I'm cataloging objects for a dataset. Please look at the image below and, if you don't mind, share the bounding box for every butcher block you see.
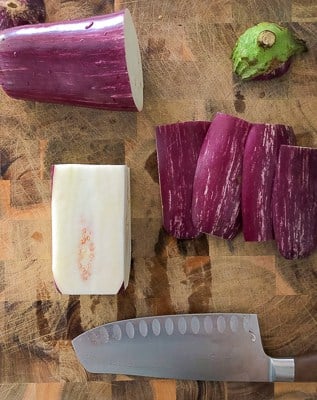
[0,0,316,399]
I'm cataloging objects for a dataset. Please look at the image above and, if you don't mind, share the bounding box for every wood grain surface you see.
[0,0,316,399]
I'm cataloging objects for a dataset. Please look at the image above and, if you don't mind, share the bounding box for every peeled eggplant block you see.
[51,164,131,295]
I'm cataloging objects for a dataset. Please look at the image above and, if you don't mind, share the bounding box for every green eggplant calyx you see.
[231,22,307,80]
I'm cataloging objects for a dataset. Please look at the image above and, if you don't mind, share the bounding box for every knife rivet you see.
[165,318,174,335]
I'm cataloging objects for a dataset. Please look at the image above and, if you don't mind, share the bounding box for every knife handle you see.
[294,353,317,381]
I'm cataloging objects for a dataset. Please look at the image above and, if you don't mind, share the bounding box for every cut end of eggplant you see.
[124,9,143,112]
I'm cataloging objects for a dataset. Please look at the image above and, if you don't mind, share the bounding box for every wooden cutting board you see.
[0,0,316,399]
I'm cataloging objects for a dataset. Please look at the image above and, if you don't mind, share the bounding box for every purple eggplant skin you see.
[156,121,210,239]
[0,9,143,111]
[192,113,252,240]
[272,145,317,259]
[252,58,291,81]
[242,123,296,242]
[0,0,45,30]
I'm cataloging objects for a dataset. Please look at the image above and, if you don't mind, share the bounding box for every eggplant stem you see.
[7,2,18,8]
[257,30,276,48]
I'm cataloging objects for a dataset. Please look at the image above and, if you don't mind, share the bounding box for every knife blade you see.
[72,313,296,382]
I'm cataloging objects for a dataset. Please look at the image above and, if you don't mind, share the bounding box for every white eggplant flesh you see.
[51,164,131,295]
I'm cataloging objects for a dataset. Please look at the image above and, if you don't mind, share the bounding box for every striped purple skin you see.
[156,121,210,239]
[0,10,139,111]
[0,0,45,31]
[242,124,296,241]
[272,145,317,259]
[192,113,251,239]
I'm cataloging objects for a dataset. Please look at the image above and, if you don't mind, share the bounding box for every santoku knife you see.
[72,313,317,382]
